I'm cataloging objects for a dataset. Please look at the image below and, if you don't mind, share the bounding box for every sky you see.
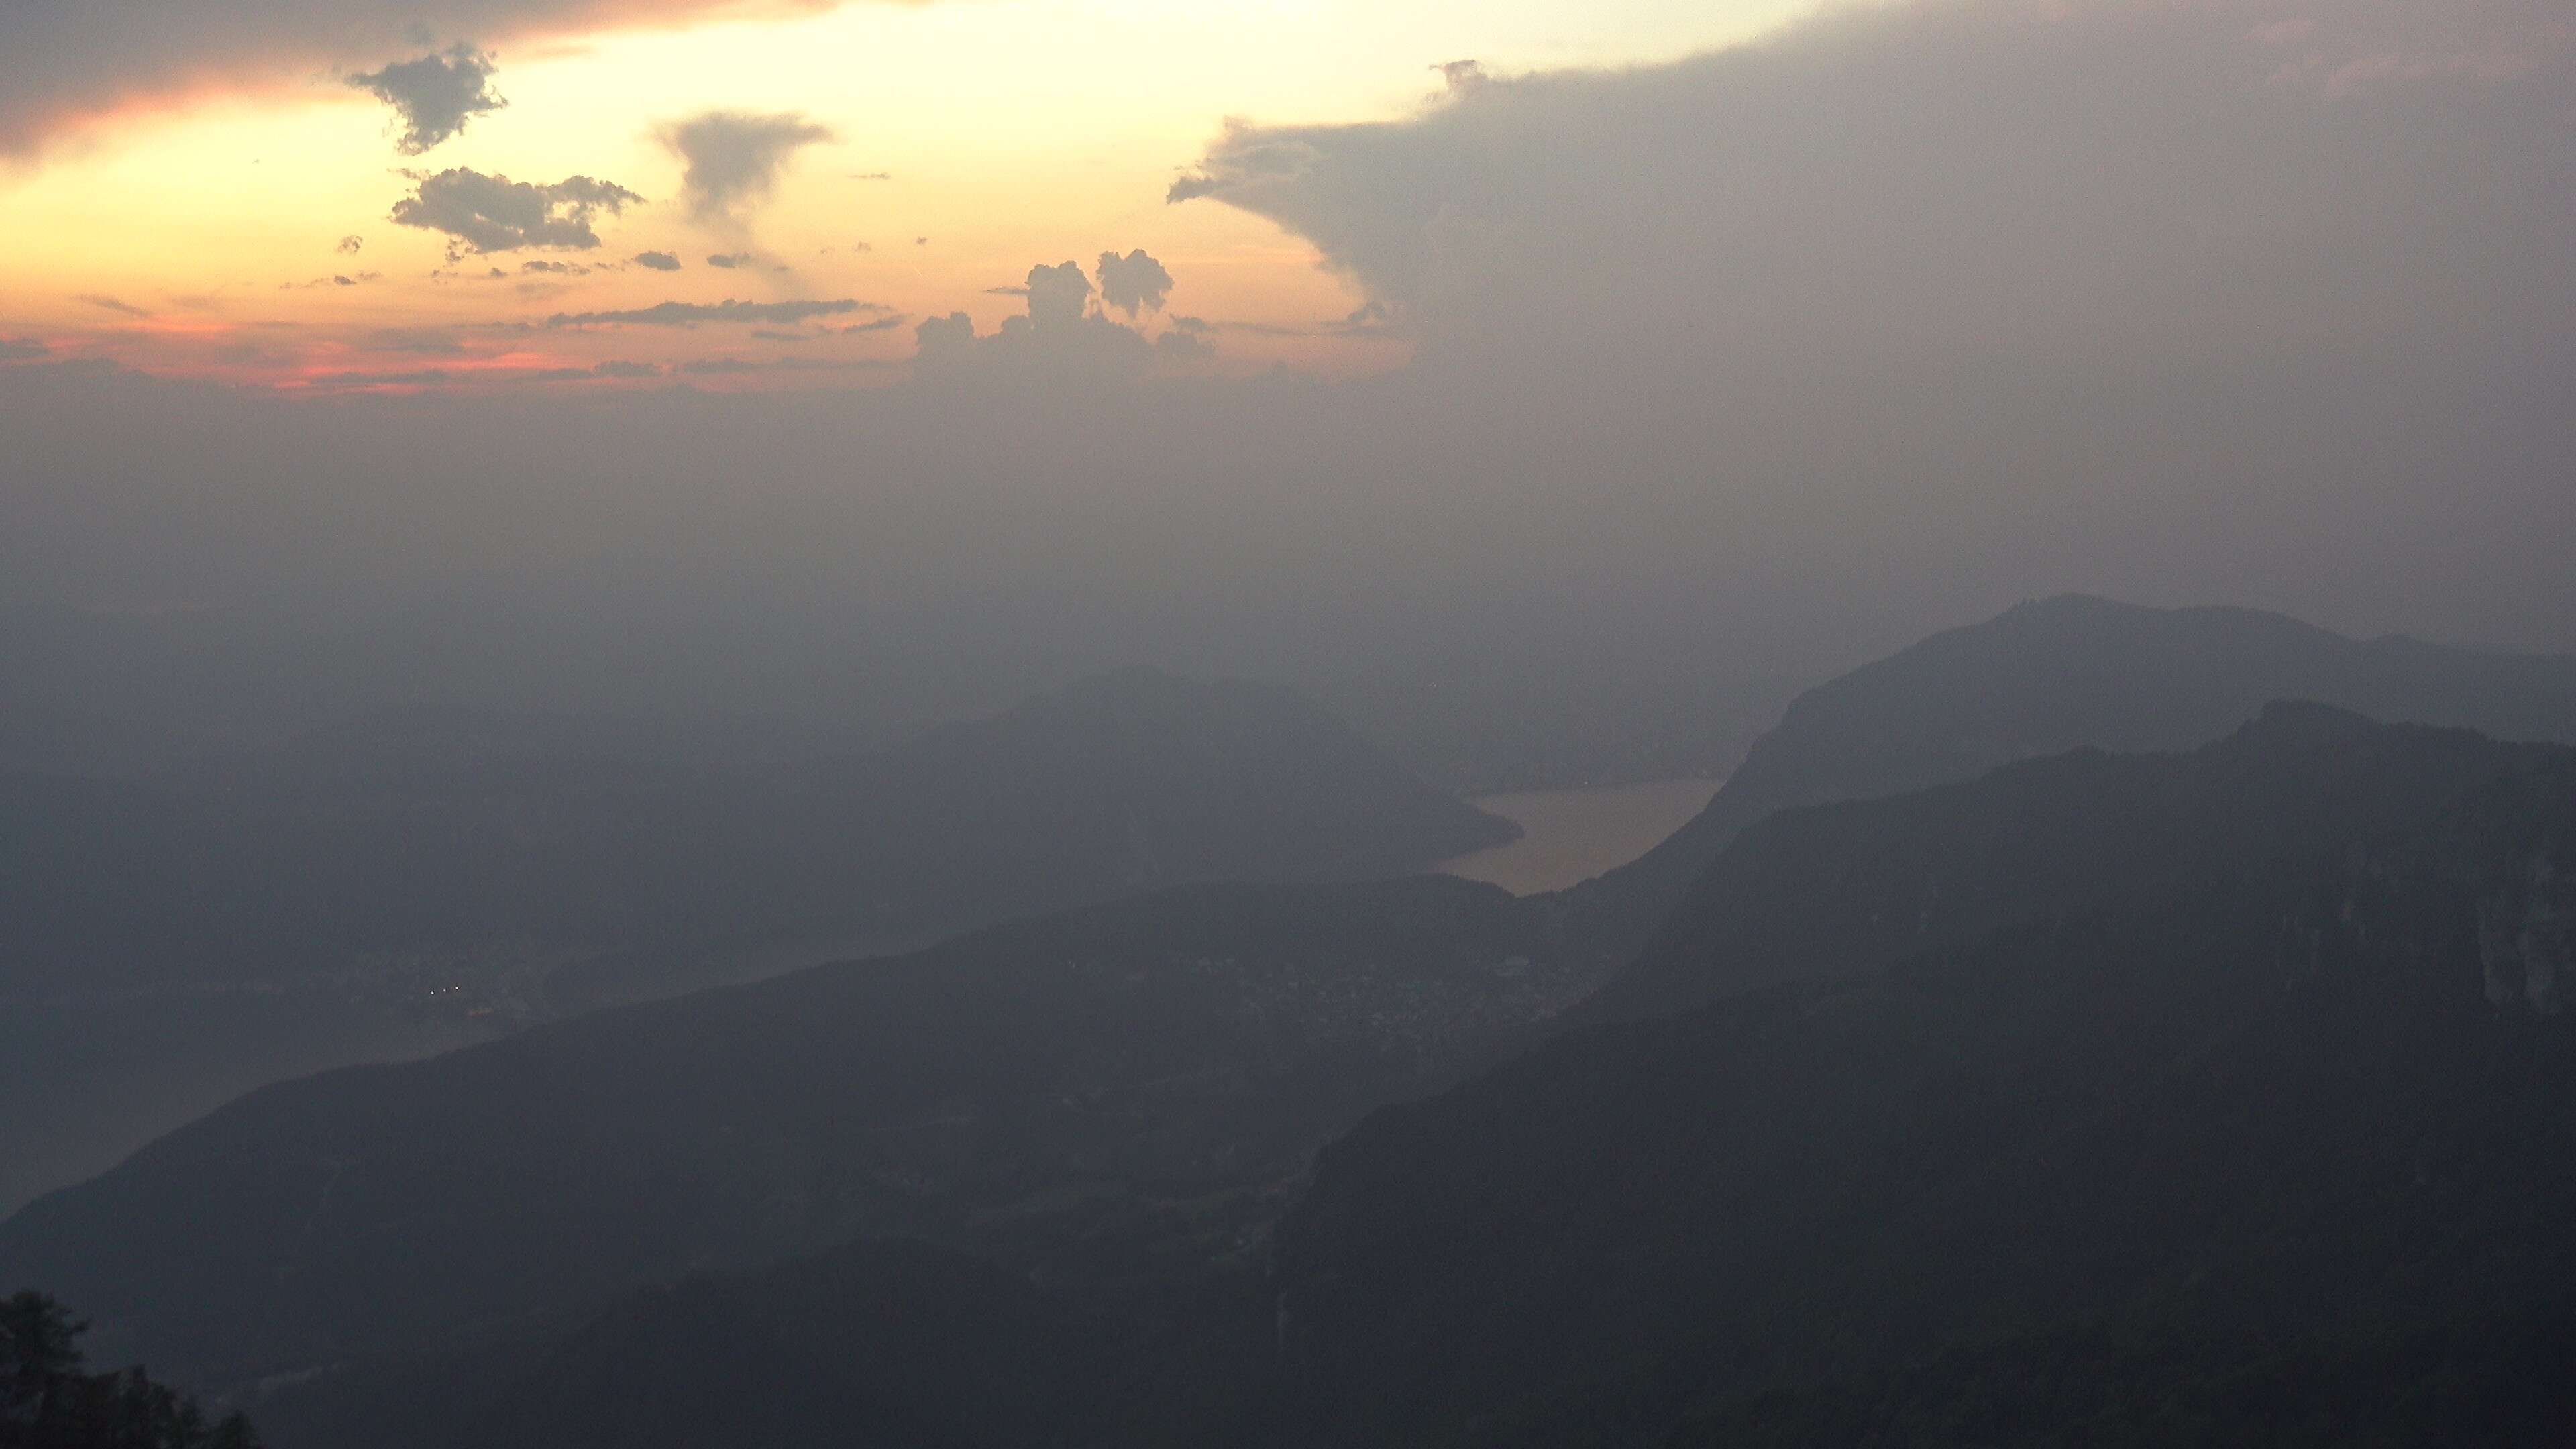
[0,0,2571,755]
[0,0,1808,388]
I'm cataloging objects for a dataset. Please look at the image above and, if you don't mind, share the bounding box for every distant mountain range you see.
[0,667,1513,1001]
[0,668,1511,1218]
[1556,593,2576,965]
[10,596,2576,1447]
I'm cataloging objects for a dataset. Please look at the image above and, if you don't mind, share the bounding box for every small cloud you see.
[521,259,592,275]
[848,171,893,181]
[593,360,664,378]
[839,313,909,334]
[348,44,506,154]
[278,271,384,290]
[914,258,1169,374]
[390,168,641,257]
[545,297,885,328]
[1025,260,1092,326]
[707,252,753,268]
[337,235,366,254]
[0,337,48,362]
[1331,300,1399,336]
[76,294,149,317]
[657,110,835,221]
[914,312,973,362]
[1096,248,1175,317]
[632,250,683,271]
[851,240,874,252]
[1434,59,1487,93]
[751,327,810,341]
[915,236,929,246]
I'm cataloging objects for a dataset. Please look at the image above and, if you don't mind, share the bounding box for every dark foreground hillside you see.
[0,875,1565,1408]
[1269,706,2576,1445]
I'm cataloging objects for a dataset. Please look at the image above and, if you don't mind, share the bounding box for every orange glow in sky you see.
[0,0,1809,392]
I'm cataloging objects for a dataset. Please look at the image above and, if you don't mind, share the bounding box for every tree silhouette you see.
[1,1291,260,1448]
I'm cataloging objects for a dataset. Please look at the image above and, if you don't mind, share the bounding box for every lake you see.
[1437,777,1722,896]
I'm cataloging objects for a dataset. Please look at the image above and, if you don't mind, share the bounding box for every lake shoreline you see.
[1436,777,1723,896]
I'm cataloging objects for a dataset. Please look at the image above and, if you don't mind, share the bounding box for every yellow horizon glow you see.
[0,0,1812,390]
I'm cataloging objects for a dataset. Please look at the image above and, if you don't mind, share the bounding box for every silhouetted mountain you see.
[1262,708,2576,1446]
[1553,595,2576,961]
[0,668,1513,1001]
[0,875,1568,1401]
[245,1234,1271,1449]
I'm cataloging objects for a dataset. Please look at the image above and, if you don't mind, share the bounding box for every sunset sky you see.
[0,0,1805,390]
[0,0,2567,661]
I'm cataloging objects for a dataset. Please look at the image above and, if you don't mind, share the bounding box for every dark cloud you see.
[657,111,835,221]
[544,298,881,328]
[337,235,366,254]
[631,250,682,271]
[1330,300,1398,337]
[706,252,753,268]
[912,259,1159,374]
[279,271,386,290]
[76,294,149,317]
[1095,248,1174,317]
[838,313,909,334]
[1166,125,1316,203]
[592,360,665,379]
[521,260,592,275]
[390,168,641,257]
[1024,260,1092,327]
[0,1,869,156]
[1171,0,2576,376]
[0,337,48,362]
[347,44,504,154]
